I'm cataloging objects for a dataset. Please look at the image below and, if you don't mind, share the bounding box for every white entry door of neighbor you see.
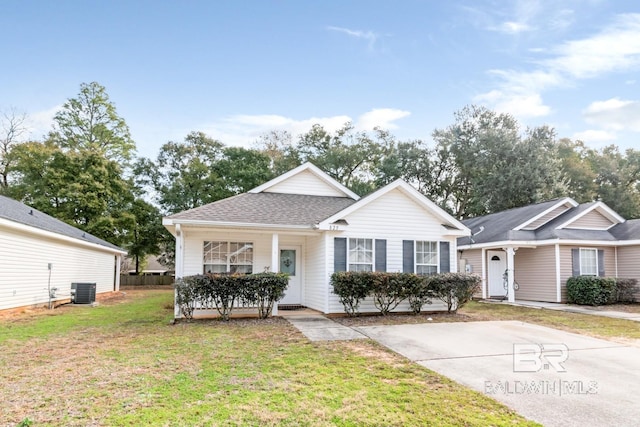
[278,246,302,305]
[487,250,507,298]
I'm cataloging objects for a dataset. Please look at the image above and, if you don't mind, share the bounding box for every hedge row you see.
[567,276,638,306]
[330,271,480,316]
[174,273,289,320]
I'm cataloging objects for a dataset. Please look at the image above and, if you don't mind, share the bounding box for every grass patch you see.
[460,301,640,341]
[0,290,537,426]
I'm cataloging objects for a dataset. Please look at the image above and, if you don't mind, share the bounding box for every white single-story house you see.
[457,197,640,303]
[163,162,470,316]
[0,195,127,311]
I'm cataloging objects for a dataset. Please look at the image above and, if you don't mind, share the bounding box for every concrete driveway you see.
[356,321,640,427]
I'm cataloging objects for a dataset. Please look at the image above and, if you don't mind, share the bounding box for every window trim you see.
[347,237,374,272]
[579,247,598,276]
[203,241,254,274]
[415,240,439,276]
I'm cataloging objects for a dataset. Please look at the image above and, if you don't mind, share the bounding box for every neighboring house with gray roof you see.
[457,197,640,303]
[0,195,127,311]
[163,162,470,316]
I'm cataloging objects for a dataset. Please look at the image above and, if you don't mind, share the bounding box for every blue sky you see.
[1,0,639,159]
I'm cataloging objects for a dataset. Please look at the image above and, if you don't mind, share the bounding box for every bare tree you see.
[0,108,28,189]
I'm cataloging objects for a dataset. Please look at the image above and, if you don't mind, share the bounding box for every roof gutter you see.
[163,218,315,230]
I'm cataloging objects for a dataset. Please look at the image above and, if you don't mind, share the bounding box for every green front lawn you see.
[460,301,640,341]
[0,290,537,426]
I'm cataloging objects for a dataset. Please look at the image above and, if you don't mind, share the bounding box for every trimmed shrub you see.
[566,276,617,306]
[174,275,207,320]
[174,273,289,320]
[404,274,434,315]
[242,273,289,318]
[430,273,481,313]
[615,278,638,303]
[331,271,373,316]
[370,272,410,315]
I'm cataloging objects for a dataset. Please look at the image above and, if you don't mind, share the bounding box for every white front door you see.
[278,246,302,305]
[487,250,507,298]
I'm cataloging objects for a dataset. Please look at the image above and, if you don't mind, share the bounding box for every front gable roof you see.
[554,201,624,230]
[458,198,631,248]
[318,179,470,235]
[249,162,360,200]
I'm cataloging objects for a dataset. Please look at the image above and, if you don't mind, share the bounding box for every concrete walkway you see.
[490,300,640,322]
[284,313,366,341]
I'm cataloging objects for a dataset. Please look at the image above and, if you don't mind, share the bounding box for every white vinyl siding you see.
[0,226,118,311]
[327,188,454,313]
[348,238,373,272]
[580,248,598,276]
[415,241,438,275]
[263,169,347,197]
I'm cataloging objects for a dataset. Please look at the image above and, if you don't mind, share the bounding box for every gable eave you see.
[512,197,578,231]
[317,179,470,234]
[248,162,360,200]
[555,201,625,230]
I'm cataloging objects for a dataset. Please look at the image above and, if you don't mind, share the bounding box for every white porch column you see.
[271,233,279,316]
[271,233,279,273]
[174,224,184,319]
[555,244,562,302]
[505,247,517,303]
[481,248,487,299]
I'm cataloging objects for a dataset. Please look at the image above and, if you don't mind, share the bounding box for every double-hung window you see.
[348,238,373,272]
[203,241,253,274]
[415,241,438,275]
[579,248,598,276]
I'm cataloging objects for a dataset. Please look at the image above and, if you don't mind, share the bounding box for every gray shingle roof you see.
[167,192,357,227]
[458,199,640,246]
[0,195,125,252]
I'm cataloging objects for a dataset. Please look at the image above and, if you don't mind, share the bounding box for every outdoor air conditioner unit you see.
[71,283,96,304]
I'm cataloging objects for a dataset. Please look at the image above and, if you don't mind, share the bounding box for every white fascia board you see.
[318,179,470,234]
[458,237,631,251]
[166,218,314,230]
[0,217,127,255]
[556,201,625,230]
[248,162,360,200]
[513,198,578,231]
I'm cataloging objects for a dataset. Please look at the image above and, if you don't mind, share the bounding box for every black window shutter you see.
[375,239,387,272]
[571,248,580,276]
[403,240,414,273]
[334,238,347,272]
[439,241,450,273]
[598,249,605,277]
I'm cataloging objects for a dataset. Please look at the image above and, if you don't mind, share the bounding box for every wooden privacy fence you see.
[120,275,174,286]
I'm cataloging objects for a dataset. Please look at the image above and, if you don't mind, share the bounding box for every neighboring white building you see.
[163,162,470,316]
[0,195,126,311]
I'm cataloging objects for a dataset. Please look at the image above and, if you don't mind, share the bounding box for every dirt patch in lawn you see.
[333,311,473,327]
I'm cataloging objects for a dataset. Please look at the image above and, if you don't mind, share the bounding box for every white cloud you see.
[26,105,60,140]
[572,129,617,143]
[583,97,640,132]
[489,21,532,34]
[356,108,410,130]
[196,108,411,148]
[547,14,640,79]
[476,13,640,121]
[474,91,550,118]
[327,26,379,50]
